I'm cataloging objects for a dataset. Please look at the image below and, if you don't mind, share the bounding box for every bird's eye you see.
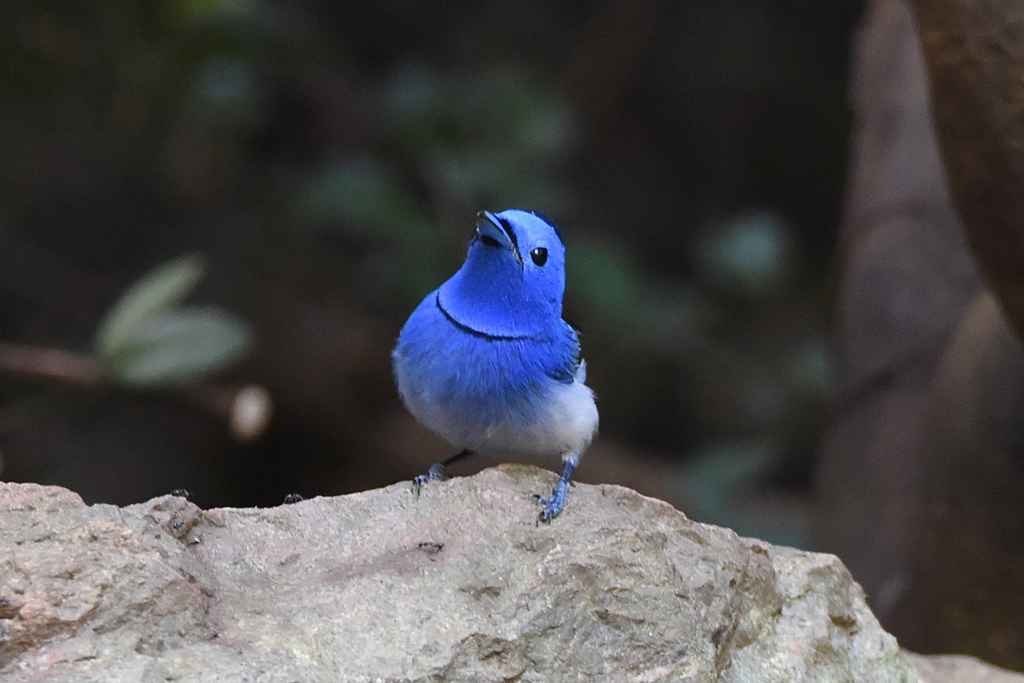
[530,247,548,266]
[479,235,501,248]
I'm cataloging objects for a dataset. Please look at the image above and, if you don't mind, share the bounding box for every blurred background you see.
[6,0,1023,670]
[0,0,856,527]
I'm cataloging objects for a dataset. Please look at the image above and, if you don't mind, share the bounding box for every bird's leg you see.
[537,452,579,522]
[413,449,474,495]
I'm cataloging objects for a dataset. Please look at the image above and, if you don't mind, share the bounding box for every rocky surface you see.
[908,653,1024,683]
[0,468,998,682]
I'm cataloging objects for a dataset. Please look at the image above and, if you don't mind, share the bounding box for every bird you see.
[392,209,598,522]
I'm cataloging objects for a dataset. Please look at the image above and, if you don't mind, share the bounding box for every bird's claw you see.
[411,475,428,496]
[536,479,570,523]
[412,462,449,496]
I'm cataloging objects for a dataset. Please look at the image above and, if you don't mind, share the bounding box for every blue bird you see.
[393,209,598,521]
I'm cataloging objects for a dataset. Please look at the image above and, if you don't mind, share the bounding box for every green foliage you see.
[101,308,251,387]
[96,255,206,357]
[95,255,252,387]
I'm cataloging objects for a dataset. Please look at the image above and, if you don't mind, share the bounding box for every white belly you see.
[397,362,598,459]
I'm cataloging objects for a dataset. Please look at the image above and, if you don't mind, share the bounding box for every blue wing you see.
[543,320,580,384]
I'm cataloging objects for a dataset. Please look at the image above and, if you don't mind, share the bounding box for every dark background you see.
[11,0,1024,668]
[0,0,862,543]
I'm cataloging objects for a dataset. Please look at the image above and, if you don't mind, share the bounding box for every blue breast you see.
[394,291,579,430]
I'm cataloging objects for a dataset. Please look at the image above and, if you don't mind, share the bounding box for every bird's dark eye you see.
[530,247,548,266]
[479,235,501,248]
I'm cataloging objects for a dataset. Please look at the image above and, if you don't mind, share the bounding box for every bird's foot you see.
[412,449,475,496]
[536,458,577,523]
[536,480,570,523]
[412,462,449,496]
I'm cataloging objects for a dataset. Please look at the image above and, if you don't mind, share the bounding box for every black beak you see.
[476,211,522,267]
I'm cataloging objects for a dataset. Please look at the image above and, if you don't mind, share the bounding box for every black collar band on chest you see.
[435,293,534,341]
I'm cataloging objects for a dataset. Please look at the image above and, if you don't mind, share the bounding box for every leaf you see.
[104,307,252,387]
[96,255,207,358]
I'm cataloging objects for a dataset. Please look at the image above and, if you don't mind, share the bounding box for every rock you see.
[0,468,929,681]
[907,652,1024,683]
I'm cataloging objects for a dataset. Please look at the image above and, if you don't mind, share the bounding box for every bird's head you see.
[437,209,566,338]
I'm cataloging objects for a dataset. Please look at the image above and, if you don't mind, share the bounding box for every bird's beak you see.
[476,211,523,266]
